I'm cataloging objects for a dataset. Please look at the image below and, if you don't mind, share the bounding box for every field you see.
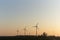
[0,35,60,40]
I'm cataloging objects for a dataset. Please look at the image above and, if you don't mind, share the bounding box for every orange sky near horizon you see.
[0,0,60,36]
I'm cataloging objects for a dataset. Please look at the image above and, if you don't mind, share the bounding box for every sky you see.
[0,0,60,36]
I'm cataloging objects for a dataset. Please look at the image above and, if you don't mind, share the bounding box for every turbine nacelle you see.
[33,23,39,28]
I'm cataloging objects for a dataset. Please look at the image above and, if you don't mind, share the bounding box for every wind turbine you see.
[24,26,27,35]
[16,28,19,36]
[33,23,39,36]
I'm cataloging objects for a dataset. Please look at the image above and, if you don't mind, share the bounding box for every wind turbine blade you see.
[33,26,36,27]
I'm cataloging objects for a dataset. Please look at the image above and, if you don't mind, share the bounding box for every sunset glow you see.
[0,0,60,36]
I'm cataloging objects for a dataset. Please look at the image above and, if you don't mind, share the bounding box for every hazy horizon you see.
[0,0,60,36]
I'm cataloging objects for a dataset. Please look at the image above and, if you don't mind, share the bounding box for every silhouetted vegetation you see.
[0,32,60,40]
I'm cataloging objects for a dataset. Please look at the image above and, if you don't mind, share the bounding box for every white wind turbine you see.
[33,23,39,36]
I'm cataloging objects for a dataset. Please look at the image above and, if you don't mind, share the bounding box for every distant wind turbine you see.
[16,28,19,36]
[24,26,27,35]
[33,23,39,36]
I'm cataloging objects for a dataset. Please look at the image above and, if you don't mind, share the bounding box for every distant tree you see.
[41,32,47,37]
